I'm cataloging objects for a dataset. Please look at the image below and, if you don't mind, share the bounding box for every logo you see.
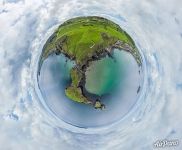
[153,139,179,148]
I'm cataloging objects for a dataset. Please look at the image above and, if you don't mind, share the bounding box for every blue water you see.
[85,50,125,96]
[38,49,142,127]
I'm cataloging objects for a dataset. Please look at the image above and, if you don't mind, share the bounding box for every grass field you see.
[42,16,137,64]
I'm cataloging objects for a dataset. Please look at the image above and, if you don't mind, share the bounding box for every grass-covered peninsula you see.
[39,16,142,109]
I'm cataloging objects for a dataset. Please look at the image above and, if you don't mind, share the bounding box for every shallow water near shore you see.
[85,49,124,96]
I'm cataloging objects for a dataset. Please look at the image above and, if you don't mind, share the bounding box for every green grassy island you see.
[39,16,142,109]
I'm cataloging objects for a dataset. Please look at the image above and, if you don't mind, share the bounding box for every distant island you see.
[39,16,142,109]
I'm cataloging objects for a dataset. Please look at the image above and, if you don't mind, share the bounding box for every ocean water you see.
[85,49,125,96]
[38,49,142,128]
[0,0,182,149]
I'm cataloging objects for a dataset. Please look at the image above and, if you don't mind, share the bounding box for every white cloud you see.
[0,0,182,149]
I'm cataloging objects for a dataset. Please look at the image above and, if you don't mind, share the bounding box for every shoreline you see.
[38,16,142,109]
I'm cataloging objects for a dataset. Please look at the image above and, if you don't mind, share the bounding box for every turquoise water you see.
[85,49,125,96]
[39,49,141,127]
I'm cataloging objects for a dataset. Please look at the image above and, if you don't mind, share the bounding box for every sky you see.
[0,0,182,149]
